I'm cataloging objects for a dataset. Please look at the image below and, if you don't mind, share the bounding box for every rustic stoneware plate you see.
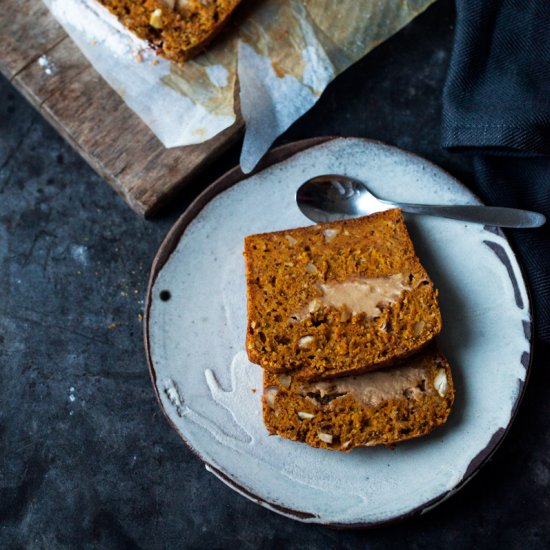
[145,137,532,526]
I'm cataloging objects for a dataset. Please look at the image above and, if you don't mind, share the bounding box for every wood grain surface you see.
[0,0,242,217]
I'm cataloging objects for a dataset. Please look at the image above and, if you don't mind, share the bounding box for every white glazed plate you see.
[145,138,532,526]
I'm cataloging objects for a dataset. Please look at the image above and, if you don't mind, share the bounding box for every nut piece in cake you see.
[244,209,442,381]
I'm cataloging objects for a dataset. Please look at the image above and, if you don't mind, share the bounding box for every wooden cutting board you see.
[0,0,242,217]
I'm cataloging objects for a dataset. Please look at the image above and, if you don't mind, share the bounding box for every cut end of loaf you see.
[97,0,242,63]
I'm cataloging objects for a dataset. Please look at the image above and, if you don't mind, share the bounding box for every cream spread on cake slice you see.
[159,0,198,10]
[292,273,413,321]
[318,273,411,316]
[159,0,175,10]
[298,362,442,408]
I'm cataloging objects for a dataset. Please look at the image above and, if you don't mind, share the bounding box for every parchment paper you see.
[43,0,435,172]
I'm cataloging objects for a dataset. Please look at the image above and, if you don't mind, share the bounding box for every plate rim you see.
[144,136,533,527]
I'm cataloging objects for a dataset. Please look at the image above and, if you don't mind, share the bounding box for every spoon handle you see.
[389,203,546,228]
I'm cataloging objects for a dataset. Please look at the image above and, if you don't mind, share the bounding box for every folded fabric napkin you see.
[442,0,550,342]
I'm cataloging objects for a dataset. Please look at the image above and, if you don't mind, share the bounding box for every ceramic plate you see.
[145,138,532,526]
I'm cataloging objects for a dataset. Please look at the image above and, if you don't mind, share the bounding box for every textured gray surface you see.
[1,0,549,547]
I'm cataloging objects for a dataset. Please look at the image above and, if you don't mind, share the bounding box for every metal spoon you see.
[296,175,546,228]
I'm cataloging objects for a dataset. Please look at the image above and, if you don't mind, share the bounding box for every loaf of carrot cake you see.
[263,345,454,451]
[97,0,242,63]
[244,209,442,381]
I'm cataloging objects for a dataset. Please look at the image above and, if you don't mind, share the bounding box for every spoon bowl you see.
[296,175,546,228]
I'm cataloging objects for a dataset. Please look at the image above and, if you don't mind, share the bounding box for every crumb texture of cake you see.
[244,209,442,381]
[263,346,454,451]
[97,0,241,63]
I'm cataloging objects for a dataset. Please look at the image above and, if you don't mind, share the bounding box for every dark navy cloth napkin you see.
[442,0,550,342]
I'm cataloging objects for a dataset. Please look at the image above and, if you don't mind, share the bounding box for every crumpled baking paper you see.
[43,0,435,172]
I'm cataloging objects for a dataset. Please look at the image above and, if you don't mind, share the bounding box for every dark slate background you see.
[1,1,549,547]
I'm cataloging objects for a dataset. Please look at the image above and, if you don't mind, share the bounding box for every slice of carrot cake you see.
[244,209,442,381]
[262,345,454,451]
